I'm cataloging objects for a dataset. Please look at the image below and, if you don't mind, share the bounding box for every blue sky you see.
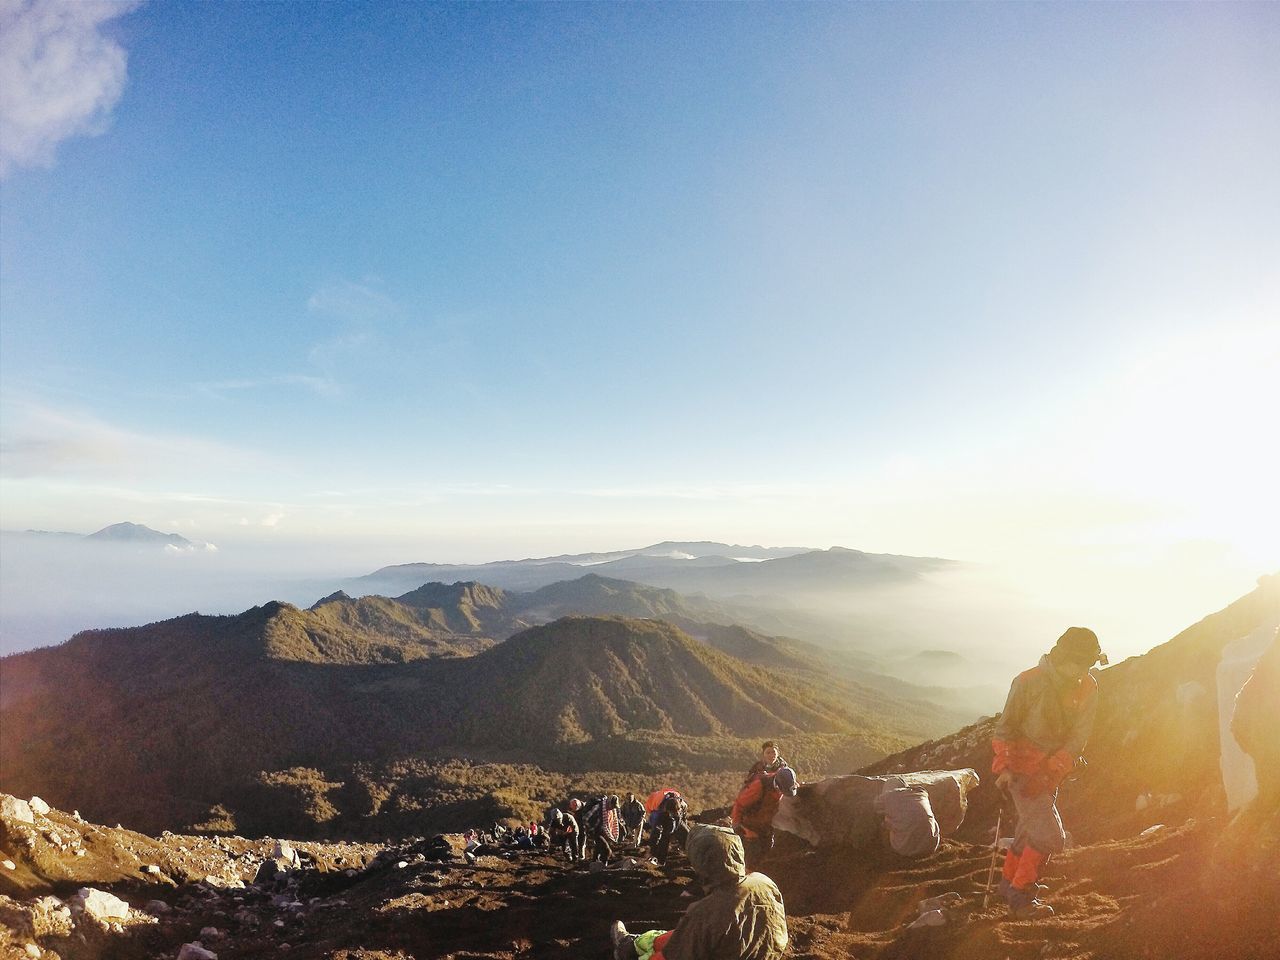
[2,0,1277,619]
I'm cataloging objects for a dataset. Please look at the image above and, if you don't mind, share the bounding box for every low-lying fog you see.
[1,532,1267,705]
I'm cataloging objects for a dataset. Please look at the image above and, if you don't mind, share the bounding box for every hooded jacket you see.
[993,653,1099,786]
[659,824,788,960]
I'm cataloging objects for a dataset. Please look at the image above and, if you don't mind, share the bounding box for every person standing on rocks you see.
[582,794,620,865]
[647,789,688,866]
[621,793,646,847]
[992,626,1106,920]
[610,823,788,960]
[731,765,798,870]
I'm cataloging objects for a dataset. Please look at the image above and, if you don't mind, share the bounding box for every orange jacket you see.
[731,774,781,839]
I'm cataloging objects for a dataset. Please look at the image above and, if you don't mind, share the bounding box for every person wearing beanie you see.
[731,764,799,870]
[992,626,1107,920]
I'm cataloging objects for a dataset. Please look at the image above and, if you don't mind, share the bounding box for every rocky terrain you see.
[3,577,1276,960]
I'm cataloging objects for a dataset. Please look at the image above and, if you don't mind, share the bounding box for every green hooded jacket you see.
[663,824,788,960]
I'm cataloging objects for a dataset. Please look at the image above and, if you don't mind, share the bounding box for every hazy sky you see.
[2,3,1277,640]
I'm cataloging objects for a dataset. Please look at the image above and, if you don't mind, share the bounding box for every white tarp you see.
[1216,617,1279,812]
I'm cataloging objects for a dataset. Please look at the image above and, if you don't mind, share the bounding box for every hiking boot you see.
[610,921,634,960]
[1006,886,1054,920]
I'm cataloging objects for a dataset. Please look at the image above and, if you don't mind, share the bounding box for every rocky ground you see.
[3,791,1276,960]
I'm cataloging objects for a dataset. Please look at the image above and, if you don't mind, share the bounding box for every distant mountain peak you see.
[87,522,193,546]
[396,580,507,610]
[310,590,353,608]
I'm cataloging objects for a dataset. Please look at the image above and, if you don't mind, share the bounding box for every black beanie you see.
[1054,626,1102,661]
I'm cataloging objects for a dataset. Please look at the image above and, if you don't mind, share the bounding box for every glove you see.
[991,739,1011,775]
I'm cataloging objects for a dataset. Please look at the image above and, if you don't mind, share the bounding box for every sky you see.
[1,2,1278,654]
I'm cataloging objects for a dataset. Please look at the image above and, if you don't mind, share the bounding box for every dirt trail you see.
[3,794,1277,960]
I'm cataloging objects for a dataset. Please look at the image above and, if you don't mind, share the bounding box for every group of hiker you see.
[603,625,1109,960]
[542,787,693,867]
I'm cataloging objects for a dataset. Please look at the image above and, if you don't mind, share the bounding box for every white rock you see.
[0,796,35,825]
[25,944,40,958]
[908,908,947,929]
[28,797,51,817]
[2,859,15,870]
[145,864,162,874]
[1140,824,1165,837]
[395,860,409,869]
[918,892,963,913]
[73,887,131,922]
[74,849,86,857]
[272,841,300,868]
[176,944,218,960]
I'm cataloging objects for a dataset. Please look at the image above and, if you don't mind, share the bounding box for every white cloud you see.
[0,399,263,481]
[0,0,141,177]
[195,374,342,400]
[306,280,398,323]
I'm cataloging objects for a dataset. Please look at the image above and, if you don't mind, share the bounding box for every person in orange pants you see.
[992,627,1106,919]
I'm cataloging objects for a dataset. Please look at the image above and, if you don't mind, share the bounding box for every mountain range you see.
[0,573,972,836]
[352,542,949,599]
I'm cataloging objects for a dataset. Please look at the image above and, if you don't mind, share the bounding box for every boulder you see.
[72,887,131,923]
[28,797,50,817]
[0,796,35,825]
[773,769,979,848]
[272,841,301,869]
[177,944,218,960]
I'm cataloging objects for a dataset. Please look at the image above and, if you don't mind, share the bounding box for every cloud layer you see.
[0,0,140,176]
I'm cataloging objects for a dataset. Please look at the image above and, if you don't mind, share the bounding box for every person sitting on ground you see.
[731,765,798,870]
[873,776,940,859]
[621,792,647,847]
[992,626,1105,920]
[743,741,787,785]
[610,823,788,960]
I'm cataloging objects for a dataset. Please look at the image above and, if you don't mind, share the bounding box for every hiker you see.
[582,794,621,864]
[992,626,1106,920]
[743,741,787,785]
[621,792,646,847]
[610,823,788,960]
[731,765,798,870]
[548,807,583,862]
[646,788,689,866]
[873,776,940,858]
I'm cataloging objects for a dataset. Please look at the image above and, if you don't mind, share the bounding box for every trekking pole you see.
[982,810,1003,909]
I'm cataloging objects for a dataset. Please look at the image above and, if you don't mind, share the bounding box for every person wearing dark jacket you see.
[992,626,1105,920]
[648,790,688,866]
[621,793,646,846]
[611,823,788,960]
